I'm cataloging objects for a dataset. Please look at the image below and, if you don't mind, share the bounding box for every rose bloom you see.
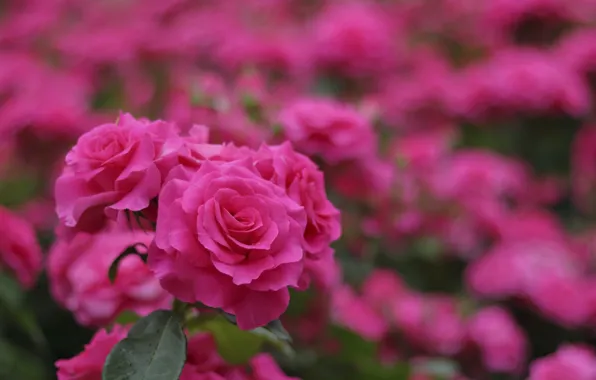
[278,98,376,164]
[180,333,230,380]
[56,326,128,380]
[245,354,299,380]
[361,269,407,317]
[529,344,596,380]
[311,2,396,79]
[0,205,42,288]
[452,49,590,121]
[465,237,583,300]
[249,143,341,286]
[330,285,388,341]
[392,294,466,356]
[467,306,527,373]
[148,158,307,330]
[48,223,171,327]
[182,333,298,380]
[192,141,341,287]
[55,113,182,232]
[177,141,341,289]
[527,275,591,327]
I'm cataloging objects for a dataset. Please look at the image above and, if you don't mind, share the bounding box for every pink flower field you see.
[1,0,596,379]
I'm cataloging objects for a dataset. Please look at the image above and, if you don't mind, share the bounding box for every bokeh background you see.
[2,0,596,379]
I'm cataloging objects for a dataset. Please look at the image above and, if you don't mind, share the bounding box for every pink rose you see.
[465,238,583,300]
[278,98,376,164]
[331,285,388,341]
[18,199,57,231]
[302,246,340,291]
[495,210,566,242]
[330,157,394,200]
[453,49,590,121]
[483,0,590,46]
[392,295,465,356]
[250,143,341,276]
[529,345,596,380]
[557,29,596,80]
[246,354,299,380]
[148,158,307,329]
[361,270,407,316]
[180,334,298,380]
[467,306,527,373]
[174,141,341,290]
[180,333,229,380]
[56,326,128,380]
[311,2,396,78]
[527,276,591,327]
[165,71,229,133]
[48,223,171,327]
[177,140,251,171]
[0,206,42,288]
[54,113,181,231]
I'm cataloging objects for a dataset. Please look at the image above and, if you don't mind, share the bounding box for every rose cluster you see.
[1,0,596,379]
[52,113,340,330]
[56,327,298,380]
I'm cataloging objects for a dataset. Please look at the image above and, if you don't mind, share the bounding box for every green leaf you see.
[222,312,237,325]
[108,245,147,283]
[199,316,264,365]
[0,338,50,380]
[250,327,295,358]
[241,93,263,123]
[271,123,284,137]
[323,326,409,380]
[102,310,187,380]
[357,358,410,380]
[114,310,141,326]
[188,310,294,360]
[286,288,312,316]
[413,358,459,379]
[0,175,41,207]
[413,236,443,261]
[190,87,206,106]
[0,274,25,310]
[329,325,377,361]
[313,76,341,96]
[0,274,47,350]
[262,319,291,343]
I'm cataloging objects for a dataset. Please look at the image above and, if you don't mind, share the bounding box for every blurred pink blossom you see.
[0,206,42,288]
[467,306,527,373]
[529,344,596,380]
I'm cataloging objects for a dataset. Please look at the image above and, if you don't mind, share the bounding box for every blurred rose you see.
[0,206,42,288]
[251,143,341,257]
[393,294,466,356]
[467,306,527,373]
[279,98,376,165]
[56,326,128,380]
[179,333,229,380]
[55,113,182,231]
[361,269,407,317]
[48,223,171,327]
[246,354,300,380]
[453,49,590,121]
[529,344,596,380]
[311,2,397,79]
[331,285,388,341]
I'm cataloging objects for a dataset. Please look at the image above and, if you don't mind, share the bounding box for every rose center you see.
[83,130,132,163]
